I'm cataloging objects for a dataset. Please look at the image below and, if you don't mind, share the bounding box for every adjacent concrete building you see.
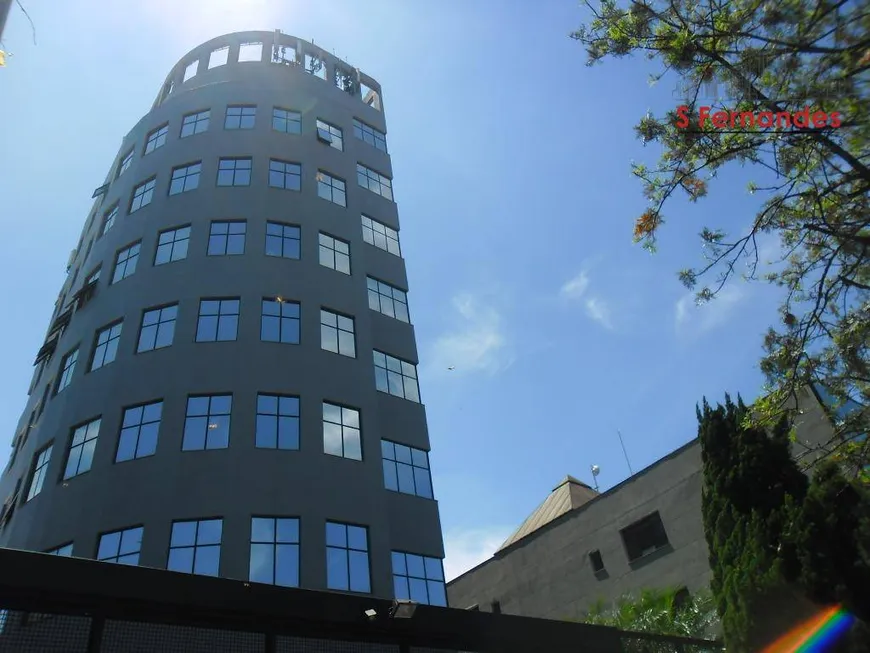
[0,31,447,606]
[446,386,841,620]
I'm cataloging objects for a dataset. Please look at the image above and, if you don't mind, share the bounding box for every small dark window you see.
[490,600,501,614]
[620,511,669,562]
[589,549,605,572]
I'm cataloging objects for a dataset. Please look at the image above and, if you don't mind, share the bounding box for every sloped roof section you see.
[496,475,599,553]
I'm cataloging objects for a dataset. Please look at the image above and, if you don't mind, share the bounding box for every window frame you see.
[89,320,123,372]
[260,298,301,345]
[381,440,433,499]
[129,177,157,213]
[168,161,202,195]
[249,516,300,587]
[137,303,178,353]
[180,110,210,138]
[144,123,169,154]
[269,159,302,191]
[322,401,362,461]
[356,163,393,200]
[325,521,371,593]
[320,309,356,358]
[111,241,142,284]
[361,215,401,256]
[367,277,409,323]
[373,350,420,403]
[167,517,223,576]
[272,107,302,134]
[207,220,247,256]
[182,395,233,451]
[255,394,300,450]
[224,105,257,130]
[116,400,163,462]
[25,444,53,502]
[353,118,388,153]
[391,551,447,606]
[265,221,301,259]
[154,225,192,266]
[195,297,241,342]
[318,233,350,274]
[216,157,252,187]
[620,511,670,562]
[316,119,343,150]
[62,417,101,481]
[96,525,144,565]
[316,170,346,206]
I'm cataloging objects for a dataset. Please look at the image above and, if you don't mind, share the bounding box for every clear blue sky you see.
[0,0,783,579]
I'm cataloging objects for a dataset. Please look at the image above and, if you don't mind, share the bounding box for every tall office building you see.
[0,31,446,606]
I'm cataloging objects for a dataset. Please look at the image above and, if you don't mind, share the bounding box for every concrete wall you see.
[447,441,712,621]
[446,392,839,620]
[0,31,444,599]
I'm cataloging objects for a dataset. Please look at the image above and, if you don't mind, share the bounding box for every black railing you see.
[0,548,722,652]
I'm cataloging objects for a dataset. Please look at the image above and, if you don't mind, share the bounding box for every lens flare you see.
[762,605,855,653]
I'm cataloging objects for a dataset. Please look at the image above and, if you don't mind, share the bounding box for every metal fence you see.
[0,548,722,652]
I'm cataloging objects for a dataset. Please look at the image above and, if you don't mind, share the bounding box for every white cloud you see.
[442,527,513,582]
[560,270,615,330]
[675,284,745,333]
[559,271,590,299]
[584,297,614,330]
[428,294,512,376]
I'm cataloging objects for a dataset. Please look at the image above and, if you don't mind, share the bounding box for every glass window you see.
[116,401,162,462]
[46,542,72,556]
[144,124,169,154]
[63,418,101,480]
[269,159,301,191]
[260,298,300,344]
[168,518,222,576]
[361,215,401,256]
[130,178,156,212]
[250,517,299,587]
[357,164,393,200]
[367,277,409,323]
[196,298,240,342]
[182,395,232,451]
[225,105,256,130]
[353,119,388,153]
[326,522,370,593]
[117,149,134,178]
[180,110,210,137]
[207,221,246,256]
[391,552,446,606]
[97,526,143,565]
[322,402,361,461]
[373,351,420,403]
[316,119,343,151]
[154,226,191,265]
[320,310,355,358]
[265,222,301,259]
[318,233,350,274]
[90,321,122,371]
[56,348,79,393]
[101,204,119,237]
[26,445,52,501]
[217,158,252,186]
[316,171,346,206]
[381,440,433,499]
[621,512,670,561]
[169,162,202,195]
[272,108,301,134]
[137,304,178,352]
[111,242,141,284]
[256,395,300,450]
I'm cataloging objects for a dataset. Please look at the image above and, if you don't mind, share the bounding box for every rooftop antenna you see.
[590,465,600,492]
[617,430,634,476]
